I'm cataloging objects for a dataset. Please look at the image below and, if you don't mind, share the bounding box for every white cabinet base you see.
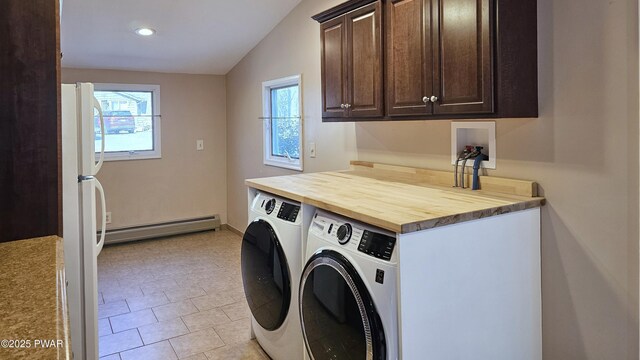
[398,208,541,360]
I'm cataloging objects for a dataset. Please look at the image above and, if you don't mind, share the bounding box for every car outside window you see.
[94,83,161,161]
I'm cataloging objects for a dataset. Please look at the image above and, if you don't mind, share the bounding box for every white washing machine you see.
[242,192,305,360]
[300,210,399,360]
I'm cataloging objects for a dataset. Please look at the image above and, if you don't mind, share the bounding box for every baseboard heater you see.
[103,215,221,245]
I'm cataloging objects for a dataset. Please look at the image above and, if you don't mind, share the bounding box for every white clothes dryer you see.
[242,192,305,360]
[300,209,399,360]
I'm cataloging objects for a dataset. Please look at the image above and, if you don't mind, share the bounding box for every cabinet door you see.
[433,0,493,114]
[320,16,348,118]
[386,0,434,116]
[345,1,383,118]
[0,0,61,242]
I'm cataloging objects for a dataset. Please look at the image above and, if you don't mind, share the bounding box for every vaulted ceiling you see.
[61,0,302,74]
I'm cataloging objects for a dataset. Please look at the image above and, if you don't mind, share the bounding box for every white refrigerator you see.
[62,82,107,360]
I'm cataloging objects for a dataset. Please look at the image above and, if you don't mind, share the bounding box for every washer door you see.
[299,250,386,360]
[241,219,291,331]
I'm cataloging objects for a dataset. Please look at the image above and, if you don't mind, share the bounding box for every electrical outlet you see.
[196,140,204,151]
[309,142,316,158]
[105,212,112,224]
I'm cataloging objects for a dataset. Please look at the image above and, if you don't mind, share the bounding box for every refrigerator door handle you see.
[94,178,107,255]
[93,96,105,174]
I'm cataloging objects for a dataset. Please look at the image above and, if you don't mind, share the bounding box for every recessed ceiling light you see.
[135,28,155,36]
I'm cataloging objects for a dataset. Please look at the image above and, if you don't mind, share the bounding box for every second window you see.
[263,75,303,171]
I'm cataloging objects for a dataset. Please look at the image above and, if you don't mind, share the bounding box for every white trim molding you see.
[262,74,303,171]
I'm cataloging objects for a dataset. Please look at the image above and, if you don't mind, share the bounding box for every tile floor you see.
[97,230,270,360]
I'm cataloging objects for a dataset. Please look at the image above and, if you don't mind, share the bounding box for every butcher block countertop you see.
[0,236,70,360]
[246,161,545,234]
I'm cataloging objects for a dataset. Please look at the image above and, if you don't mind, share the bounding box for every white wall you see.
[225,0,356,229]
[225,0,639,358]
[63,68,228,228]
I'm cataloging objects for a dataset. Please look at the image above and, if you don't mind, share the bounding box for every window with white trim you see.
[262,75,303,171]
[94,83,161,161]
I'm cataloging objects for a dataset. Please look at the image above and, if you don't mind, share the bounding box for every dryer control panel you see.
[277,202,300,222]
[252,192,301,224]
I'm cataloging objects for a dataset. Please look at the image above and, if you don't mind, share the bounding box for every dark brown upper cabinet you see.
[433,0,493,115]
[0,0,61,242]
[386,0,434,116]
[320,16,348,118]
[387,0,492,116]
[314,0,538,121]
[318,1,384,120]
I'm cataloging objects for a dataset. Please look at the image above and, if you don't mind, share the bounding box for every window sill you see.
[102,152,162,162]
[264,159,303,171]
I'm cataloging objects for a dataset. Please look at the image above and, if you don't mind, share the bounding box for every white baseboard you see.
[104,215,221,244]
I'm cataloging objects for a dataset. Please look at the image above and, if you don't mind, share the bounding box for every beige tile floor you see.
[97,230,270,360]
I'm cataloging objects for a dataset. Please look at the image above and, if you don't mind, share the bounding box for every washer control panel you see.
[336,223,352,244]
[358,231,396,261]
[311,211,397,262]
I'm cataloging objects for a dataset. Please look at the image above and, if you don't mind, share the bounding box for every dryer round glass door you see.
[299,250,386,360]
[241,220,291,331]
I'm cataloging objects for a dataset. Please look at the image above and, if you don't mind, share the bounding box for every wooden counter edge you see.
[399,198,545,233]
[245,179,545,234]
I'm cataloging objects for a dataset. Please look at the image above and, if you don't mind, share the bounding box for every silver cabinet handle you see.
[422,96,429,104]
[430,96,439,103]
